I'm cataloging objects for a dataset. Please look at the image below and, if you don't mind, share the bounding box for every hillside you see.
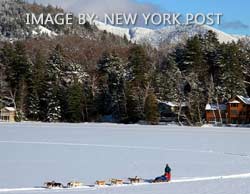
[94,21,243,48]
[0,0,68,40]
[0,1,247,48]
[0,0,128,43]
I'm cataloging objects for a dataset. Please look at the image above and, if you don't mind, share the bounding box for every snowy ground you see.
[0,122,250,194]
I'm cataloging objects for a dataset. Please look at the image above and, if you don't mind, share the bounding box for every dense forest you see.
[0,1,250,125]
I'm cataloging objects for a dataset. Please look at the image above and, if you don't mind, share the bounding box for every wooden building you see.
[227,96,250,124]
[0,107,16,122]
[205,104,227,124]
[158,101,188,123]
[205,95,250,124]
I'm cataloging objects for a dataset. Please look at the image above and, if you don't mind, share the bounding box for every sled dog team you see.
[44,164,171,189]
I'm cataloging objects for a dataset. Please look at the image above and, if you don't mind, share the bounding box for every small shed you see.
[0,107,16,122]
[205,104,227,124]
[158,100,188,122]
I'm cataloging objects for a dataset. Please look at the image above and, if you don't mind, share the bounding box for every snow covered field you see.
[0,122,250,194]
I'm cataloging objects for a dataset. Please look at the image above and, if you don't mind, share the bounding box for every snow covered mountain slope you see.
[94,21,130,39]
[32,25,58,37]
[94,21,240,47]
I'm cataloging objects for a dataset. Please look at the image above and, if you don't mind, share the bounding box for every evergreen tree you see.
[181,36,208,124]
[184,35,208,79]
[144,92,159,125]
[125,83,144,123]
[66,82,84,122]
[41,45,65,122]
[154,56,182,102]
[45,86,61,122]
[96,52,127,122]
[202,30,221,85]
[26,90,40,121]
[216,43,246,99]
[126,45,153,123]
[46,44,65,84]
[128,45,152,87]
[1,43,15,87]
[236,41,250,96]
[26,50,46,120]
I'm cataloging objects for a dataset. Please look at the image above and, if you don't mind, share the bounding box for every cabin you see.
[96,180,106,186]
[205,95,250,124]
[158,101,188,122]
[205,104,227,124]
[0,107,16,122]
[227,96,250,124]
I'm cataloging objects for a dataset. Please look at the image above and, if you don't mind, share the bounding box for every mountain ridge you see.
[94,20,247,48]
[0,0,248,49]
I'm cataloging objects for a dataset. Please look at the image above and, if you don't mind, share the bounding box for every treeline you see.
[0,37,159,123]
[0,31,250,125]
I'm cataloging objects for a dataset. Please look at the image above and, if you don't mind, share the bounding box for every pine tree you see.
[66,82,84,123]
[126,45,153,123]
[0,43,15,98]
[41,45,65,122]
[45,86,61,122]
[144,92,159,125]
[26,90,40,121]
[125,83,144,123]
[216,43,246,99]
[202,30,221,85]
[96,52,127,122]
[154,56,182,102]
[239,42,250,96]
[26,50,46,120]
[180,36,208,124]
[1,43,15,86]
[184,35,208,79]
[46,44,65,84]
[128,45,152,88]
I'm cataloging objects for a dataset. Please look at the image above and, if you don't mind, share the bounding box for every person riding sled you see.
[165,164,171,181]
[154,164,172,182]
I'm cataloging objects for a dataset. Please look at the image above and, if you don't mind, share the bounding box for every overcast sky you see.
[27,0,249,35]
